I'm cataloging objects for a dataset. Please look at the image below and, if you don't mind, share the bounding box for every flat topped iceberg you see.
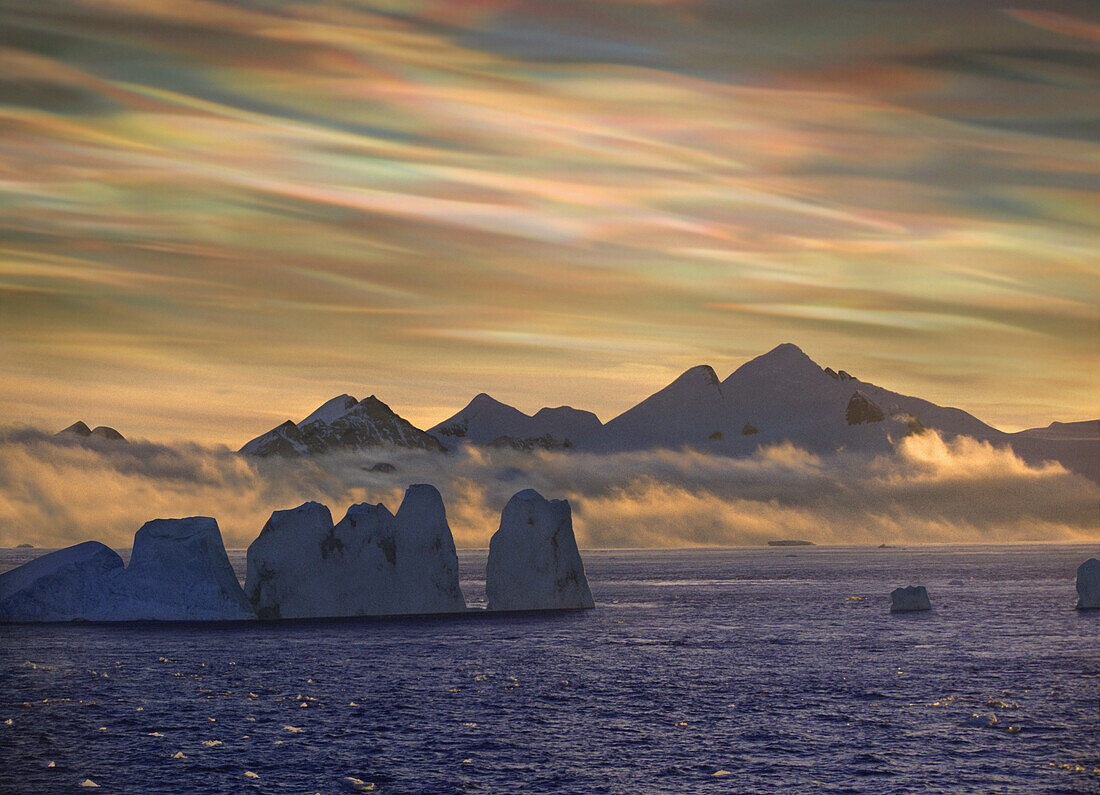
[486,489,594,611]
[244,485,465,619]
[890,585,932,612]
[0,519,253,623]
[111,517,255,621]
[1077,558,1100,610]
[0,541,123,623]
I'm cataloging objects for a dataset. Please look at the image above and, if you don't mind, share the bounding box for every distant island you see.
[768,540,815,547]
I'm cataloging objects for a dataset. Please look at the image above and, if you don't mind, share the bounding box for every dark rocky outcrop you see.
[846,391,885,425]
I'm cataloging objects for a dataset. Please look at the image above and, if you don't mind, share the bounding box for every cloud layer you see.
[1,429,1095,551]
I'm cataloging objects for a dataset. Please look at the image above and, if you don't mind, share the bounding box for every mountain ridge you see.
[233,343,1097,483]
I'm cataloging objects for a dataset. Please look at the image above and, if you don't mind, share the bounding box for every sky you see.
[0,0,1098,448]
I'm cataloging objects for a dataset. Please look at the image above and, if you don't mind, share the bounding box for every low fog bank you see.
[1,427,1096,550]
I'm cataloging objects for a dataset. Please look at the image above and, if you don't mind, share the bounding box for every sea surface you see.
[1,544,1098,794]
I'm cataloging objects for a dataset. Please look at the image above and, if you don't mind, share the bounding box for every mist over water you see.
[1,427,1096,550]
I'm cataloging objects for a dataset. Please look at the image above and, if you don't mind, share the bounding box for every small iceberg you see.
[890,585,931,612]
[1076,558,1100,610]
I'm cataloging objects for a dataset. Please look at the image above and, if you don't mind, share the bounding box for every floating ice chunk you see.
[0,542,122,623]
[486,489,594,611]
[890,585,931,612]
[1076,558,1100,610]
[340,777,376,792]
[962,713,998,728]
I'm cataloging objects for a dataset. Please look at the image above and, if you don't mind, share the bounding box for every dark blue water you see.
[2,545,1098,793]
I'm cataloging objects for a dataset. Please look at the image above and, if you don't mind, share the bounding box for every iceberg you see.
[890,585,931,612]
[0,542,122,623]
[486,489,594,611]
[245,502,340,619]
[0,518,253,622]
[107,517,255,621]
[244,485,465,619]
[1076,558,1100,610]
[392,484,466,614]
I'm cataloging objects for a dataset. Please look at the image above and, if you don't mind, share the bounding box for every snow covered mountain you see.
[593,364,728,452]
[240,395,442,457]
[235,344,1096,482]
[434,344,1007,456]
[429,394,601,449]
[712,342,1002,456]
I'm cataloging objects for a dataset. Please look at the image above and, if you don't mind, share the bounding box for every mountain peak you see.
[759,343,811,362]
[672,364,721,388]
[723,343,823,388]
[58,421,92,437]
[299,394,358,427]
[467,393,509,411]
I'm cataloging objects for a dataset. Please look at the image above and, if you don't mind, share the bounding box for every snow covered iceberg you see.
[244,485,466,619]
[1076,558,1100,610]
[0,542,123,623]
[0,518,254,623]
[486,489,594,611]
[890,585,932,612]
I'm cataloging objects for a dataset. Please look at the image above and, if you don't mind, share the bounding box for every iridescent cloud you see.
[0,0,1096,443]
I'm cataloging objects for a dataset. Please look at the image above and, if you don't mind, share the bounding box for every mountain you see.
[57,422,127,442]
[430,394,535,445]
[235,345,1096,482]
[432,344,1006,457]
[240,395,443,457]
[1008,419,1099,483]
[1014,420,1098,441]
[429,395,602,449]
[714,342,1001,455]
[594,365,729,452]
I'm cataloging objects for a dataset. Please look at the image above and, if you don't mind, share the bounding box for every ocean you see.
[1,544,1097,793]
